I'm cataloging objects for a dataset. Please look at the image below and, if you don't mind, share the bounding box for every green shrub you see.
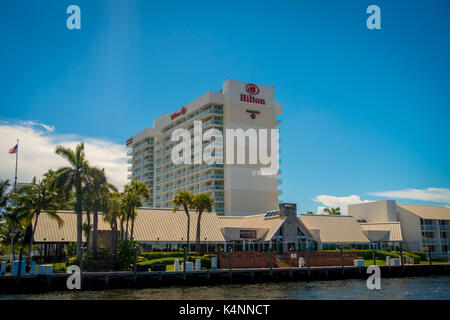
[116,240,140,270]
[392,251,421,264]
[138,257,182,266]
[409,251,427,261]
[140,252,194,260]
[138,254,217,269]
[188,254,217,269]
[53,262,67,272]
[318,250,399,260]
[67,256,78,265]
[83,248,116,272]
[65,243,77,257]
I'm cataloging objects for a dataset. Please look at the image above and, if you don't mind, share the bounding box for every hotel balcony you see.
[421,225,439,231]
[422,238,441,244]
[159,106,224,139]
[132,141,154,153]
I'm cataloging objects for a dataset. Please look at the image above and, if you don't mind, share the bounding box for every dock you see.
[0,264,449,294]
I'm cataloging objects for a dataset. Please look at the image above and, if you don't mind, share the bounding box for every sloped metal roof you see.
[132,208,226,242]
[299,214,370,244]
[33,208,227,243]
[397,204,450,220]
[33,211,110,242]
[359,222,403,242]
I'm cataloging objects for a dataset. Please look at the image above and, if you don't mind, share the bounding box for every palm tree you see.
[0,179,10,214]
[123,181,149,241]
[104,192,122,252]
[82,167,114,252]
[92,178,117,252]
[54,142,91,261]
[0,208,23,260]
[12,177,64,258]
[192,193,214,254]
[172,191,194,252]
[0,180,12,256]
[43,170,73,210]
[121,191,138,240]
[323,207,341,215]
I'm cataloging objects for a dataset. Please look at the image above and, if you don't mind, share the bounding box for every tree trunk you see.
[86,212,91,253]
[130,208,135,241]
[195,211,203,254]
[93,211,98,252]
[184,205,190,253]
[125,217,129,240]
[11,231,15,261]
[111,219,117,252]
[76,212,83,261]
[75,183,83,262]
[120,219,124,241]
[28,212,39,259]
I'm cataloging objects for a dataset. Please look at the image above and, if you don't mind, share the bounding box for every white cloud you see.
[368,188,450,204]
[313,195,373,215]
[0,121,128,190]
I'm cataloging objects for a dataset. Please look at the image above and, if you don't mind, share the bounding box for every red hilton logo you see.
[245,83,260,95]
[241,83,265,105]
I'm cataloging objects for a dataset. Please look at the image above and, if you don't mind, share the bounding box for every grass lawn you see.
[53,262,67,272]
[419,259,450,264]
[364,260,386,266]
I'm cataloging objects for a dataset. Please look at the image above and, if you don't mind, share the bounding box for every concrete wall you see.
[397,206,422,251]
[348,200,398,222]
[223,80,280,216]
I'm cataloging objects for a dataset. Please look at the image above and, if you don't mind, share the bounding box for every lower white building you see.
[348,200,450,257]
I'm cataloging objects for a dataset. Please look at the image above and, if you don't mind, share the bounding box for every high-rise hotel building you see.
[126,80,282,216]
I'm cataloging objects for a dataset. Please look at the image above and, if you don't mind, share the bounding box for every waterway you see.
[1,276,449,300]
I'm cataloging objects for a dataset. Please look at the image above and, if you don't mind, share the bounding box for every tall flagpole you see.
[14,139,18,191]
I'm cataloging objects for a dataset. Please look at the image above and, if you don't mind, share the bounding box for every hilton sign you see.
[171,106,187,120]
[240,83,266,105]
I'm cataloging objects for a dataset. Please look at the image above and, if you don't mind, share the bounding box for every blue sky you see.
[0,0,449,213]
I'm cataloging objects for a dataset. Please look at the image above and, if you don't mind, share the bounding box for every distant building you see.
[349,200,450,257]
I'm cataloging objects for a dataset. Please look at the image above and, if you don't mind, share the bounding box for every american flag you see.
[9,144,18,154]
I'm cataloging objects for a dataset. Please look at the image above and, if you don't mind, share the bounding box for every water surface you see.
[2,276,449,300]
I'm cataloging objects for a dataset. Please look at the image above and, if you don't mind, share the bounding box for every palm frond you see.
[55,146,77,167]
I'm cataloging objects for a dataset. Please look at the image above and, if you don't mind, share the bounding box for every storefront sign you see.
[240,229,257,239]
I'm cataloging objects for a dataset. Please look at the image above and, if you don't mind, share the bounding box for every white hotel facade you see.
[126,80,282,216]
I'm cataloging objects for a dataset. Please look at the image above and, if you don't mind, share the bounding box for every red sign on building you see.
[241,83,265,105]
[171,106,187,120]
